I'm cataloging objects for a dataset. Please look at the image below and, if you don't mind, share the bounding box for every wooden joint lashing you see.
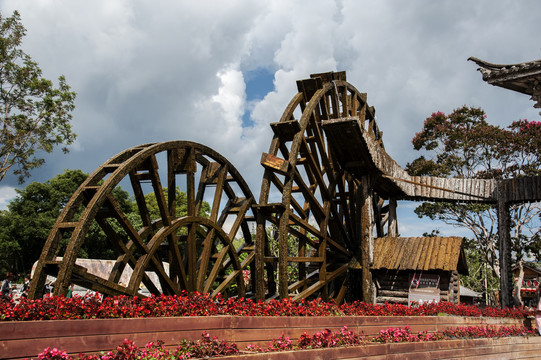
[101,164,119,174]
[202,162,227,184]
[253,203,286,215]
[135,156,159,173]
[169,147,196,174]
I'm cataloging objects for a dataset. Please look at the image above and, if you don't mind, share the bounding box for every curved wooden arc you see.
[255,72,381,302]
[29,141,257,299]
[29,70,538,305]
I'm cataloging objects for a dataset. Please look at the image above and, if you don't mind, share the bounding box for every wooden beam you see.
[498,180,513,308]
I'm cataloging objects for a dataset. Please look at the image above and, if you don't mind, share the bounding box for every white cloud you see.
[0,186,17,210]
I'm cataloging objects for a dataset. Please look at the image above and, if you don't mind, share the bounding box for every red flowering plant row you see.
[33,325,536,359]
[372,325,445,343]
[35,332,238,360]
[0,292,530,321]
[442,325,535,339]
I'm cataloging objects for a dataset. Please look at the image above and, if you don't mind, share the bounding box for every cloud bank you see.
[1,0,539,235]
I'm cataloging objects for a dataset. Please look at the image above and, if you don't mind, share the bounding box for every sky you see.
[0,0,540,237]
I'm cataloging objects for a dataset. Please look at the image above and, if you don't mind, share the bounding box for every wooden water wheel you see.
[254,71,395,303]
[29,72,399,302]
[28,141,259,299]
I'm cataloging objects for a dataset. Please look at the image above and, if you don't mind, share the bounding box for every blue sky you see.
[242,68,275,126]
[0,0,539,239]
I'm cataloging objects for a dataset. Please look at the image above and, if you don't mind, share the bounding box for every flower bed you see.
[0,313,529,359]
[31,325,538,359]
[0,292,529,321]
[0,293,534,359]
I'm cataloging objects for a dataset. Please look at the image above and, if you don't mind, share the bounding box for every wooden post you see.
[360,175,374,303]
[388,198,398,237]
[278,209,290,299]
[497,180,513,308]
[254,215,266,301]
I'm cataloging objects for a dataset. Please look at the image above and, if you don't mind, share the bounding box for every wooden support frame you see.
[30,71,539,306]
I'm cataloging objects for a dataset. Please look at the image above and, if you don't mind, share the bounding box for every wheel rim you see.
[29,141,256,299]
[255,72,385,302]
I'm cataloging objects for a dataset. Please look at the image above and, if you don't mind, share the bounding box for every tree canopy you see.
[0,10,77,183]
[406,106,541,298]
[0,169,136,275]
[0,169,212,276]
[0,169,88,274]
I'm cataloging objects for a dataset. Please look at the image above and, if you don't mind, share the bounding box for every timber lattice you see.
[28,71,541,303]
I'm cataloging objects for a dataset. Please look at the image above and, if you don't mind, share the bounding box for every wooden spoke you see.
[256,72,381,303]
[29,141,257,300]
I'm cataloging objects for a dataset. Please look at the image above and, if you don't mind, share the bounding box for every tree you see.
[0,169,87,274]
[0,169,133,275]
[0,209,20,275]
[406,107,541,305]
[0,10,77,184]
[142,187,210,220]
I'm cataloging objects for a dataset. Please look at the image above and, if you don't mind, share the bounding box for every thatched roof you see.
[372,236,468,275]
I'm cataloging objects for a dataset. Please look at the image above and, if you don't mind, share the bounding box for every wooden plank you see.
[402,237,417,270]
[373,238,389,269]
[410,237,426,271]
[475,178,484,201]
[387,238,402,270]
[461,178,469,201]
[260,153,289,175]
[270,120,301,142]
[292,263,348,301]
[392,238,407,270]
[421,237,435,271]
[296,77,323,102]
[253,203,286,215]
[533,176,541,201]
[522,177,531,201]
[428,236,441,270]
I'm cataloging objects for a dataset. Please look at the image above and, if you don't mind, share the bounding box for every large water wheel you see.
[29,141,259,299]
[29,72,397,302]
[253,71,394,303]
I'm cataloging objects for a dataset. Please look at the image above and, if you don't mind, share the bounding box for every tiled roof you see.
[469,56,541,114]
[372,236,467,274]
[468,56,541,85]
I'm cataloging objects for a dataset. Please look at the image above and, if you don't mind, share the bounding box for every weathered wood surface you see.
[322,115,540,205]
[372,237,466,273]
[223,337,541,359]
[29,70,539,305]
[29,141,258,300]
[0,316,528,359]
[255,71,382,302]
[501,176,541,203]
[373,270,458,305]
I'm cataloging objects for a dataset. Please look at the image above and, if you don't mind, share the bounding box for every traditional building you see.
[372,236,468,305]
[513,262,541,307]
[469,57,541,114]
[469,56,541,307]
[459,285,482,305]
